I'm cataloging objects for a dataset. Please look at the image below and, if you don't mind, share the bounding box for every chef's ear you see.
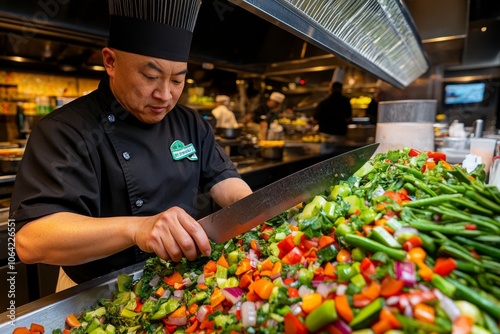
[102,47,116,75]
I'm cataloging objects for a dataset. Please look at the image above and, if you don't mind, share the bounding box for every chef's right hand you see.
[134,206,212,262]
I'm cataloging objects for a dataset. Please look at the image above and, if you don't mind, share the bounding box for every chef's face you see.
[103,47,188,124]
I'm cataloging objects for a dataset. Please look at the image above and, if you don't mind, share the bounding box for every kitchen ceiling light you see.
[229,0,429,89]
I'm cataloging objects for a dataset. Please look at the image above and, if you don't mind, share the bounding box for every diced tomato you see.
[409,148,421,156]
[281,247,304,265]
[465,224,477,230]
[426,151,446,162]
[299,235,319,252]
[278,235,296,257]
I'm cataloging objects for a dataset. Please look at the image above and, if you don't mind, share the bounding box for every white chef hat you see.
[108,0,202,62]
[270,92,285,104]
[215,95,230,104]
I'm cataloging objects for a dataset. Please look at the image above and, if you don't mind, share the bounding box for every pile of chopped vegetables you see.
[18,148,500,334]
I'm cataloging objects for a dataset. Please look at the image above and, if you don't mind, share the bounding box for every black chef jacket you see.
[9,76,241,283]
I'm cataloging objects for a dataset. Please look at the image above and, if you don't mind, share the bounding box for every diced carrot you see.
[185,320,199,333]
[379,307,401,328]
[198,283,209,290]
[380,275,404,297]
[235,258,252,276]
[374,218,387,226]
[260,258,274,271]
[169,304,187,319]
[289,225,299,231]
[204,260,217,278]
[260,270,272,277]
[250,239,260,252]
[452,315,474,334]
[216,255,229,268]
[414,303,435,324]
[239,271,253,289]
[199,318,214,330]
[12,328,31,334]
[336,248,351,263]
[164,271,183,286]
[271,261,282,277]
[318,235,335,249]
[353,293,372,308]
[65,313,81,328]
[210,287,226,308]
[301,293,323,314]
[361,281,381,301]
[334,294,353,322]
[29,324,45,333]
[251,278,274,300]
[188,303,199,315]
[245,290,261,302]
[371,319,392,334]
[323,262,336,278]
[155,286,165,297]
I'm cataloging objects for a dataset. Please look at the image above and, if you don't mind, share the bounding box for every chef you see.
[211,95,239,128]
[251,91,285,140]
[9,0,252,291]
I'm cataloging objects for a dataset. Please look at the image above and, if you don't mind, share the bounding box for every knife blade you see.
[199,143,379,243]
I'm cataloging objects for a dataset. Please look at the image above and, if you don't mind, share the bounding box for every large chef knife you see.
[199,143,379,243]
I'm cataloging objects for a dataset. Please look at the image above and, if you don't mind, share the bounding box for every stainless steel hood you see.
[229,0,429,89]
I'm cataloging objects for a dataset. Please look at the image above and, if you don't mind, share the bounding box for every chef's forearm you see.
[15,212,138,266]
[210,178,252,208]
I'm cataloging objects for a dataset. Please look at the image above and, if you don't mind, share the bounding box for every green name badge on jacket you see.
[170,140,198,161]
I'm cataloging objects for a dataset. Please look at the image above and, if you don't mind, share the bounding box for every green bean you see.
[394,163,424,179]
[454,259,484,274]
[473,235,500,244]
[448,197,495,215]
[482,260,500,275]
[483,313,500,334]
[478,274,500,299]
[453,236,500,260]
[402,174,437,197]
[451,270,479,287]
[407,219,485,237]
[465,190,500,214]
[402,194,462,208]
[445,277,500,319]
[435,182,459,194]
[344,234,407,261]
[438,244,483,267]
[471,214,500,228]
[446,184,467,193]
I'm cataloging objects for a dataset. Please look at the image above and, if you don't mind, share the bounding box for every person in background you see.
[251,92,285,139]
[366,87,382,124]
[313,82,352,136]
[211,95,239,128]
[10,0,253,292]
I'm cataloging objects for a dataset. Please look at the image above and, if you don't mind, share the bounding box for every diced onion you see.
[196,305,211,322]
[316,282,336,298]
[160,289,171,299]
[434,288,461,322]
[148,274,160,287]
[336,284,348,296]
[298,285,314,297]
[173,289,183,300]
[331,319,352,334]
[241,301,257,327]
[222,287,244,304]
[167,315,187,326]
[395,261,417,287]
[197,273,205,284]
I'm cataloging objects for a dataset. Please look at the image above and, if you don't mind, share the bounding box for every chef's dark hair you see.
[108,0,202,62]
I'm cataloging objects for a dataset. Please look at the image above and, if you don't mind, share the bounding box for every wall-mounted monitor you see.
[443,82,486,105]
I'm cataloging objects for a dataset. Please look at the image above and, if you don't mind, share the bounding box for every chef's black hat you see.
[108,0,202,62]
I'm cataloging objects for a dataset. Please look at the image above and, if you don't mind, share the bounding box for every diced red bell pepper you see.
[284,312,308,334]
[433,257,457,276]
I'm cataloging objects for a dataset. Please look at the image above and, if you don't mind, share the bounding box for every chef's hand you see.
[134,206,211,262]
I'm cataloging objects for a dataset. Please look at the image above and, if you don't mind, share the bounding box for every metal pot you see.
[0,156,22,174]
[216,127,242,139]
[260,146,284,160]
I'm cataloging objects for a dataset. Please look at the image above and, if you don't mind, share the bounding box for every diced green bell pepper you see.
[151,299,181,320]
[316,244,339,264]
[344,195,361,215]
[305,299,338,332]
[300,195,327,219]
[329,184,350,200]
[349,297,383,330]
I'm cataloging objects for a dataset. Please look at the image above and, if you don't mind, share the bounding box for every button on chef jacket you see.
[9,76,241,283]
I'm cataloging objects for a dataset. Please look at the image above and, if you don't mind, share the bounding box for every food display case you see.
[0,262,144,332]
